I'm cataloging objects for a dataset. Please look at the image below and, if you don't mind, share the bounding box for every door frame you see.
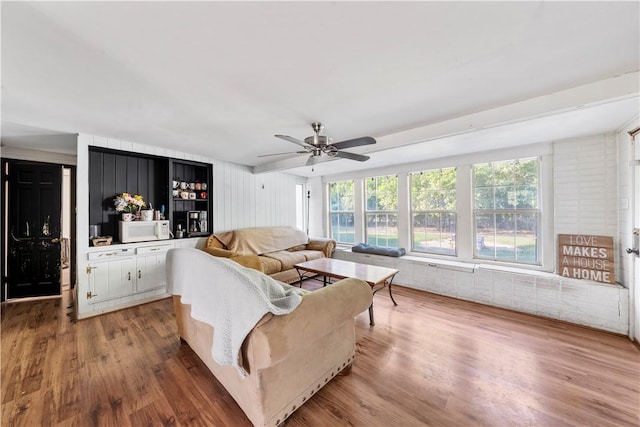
[1,158,76,301]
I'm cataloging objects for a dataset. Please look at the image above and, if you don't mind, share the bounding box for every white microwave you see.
[119,220,170,243]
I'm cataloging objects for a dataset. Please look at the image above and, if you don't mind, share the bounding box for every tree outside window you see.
[473,158,539,264]
[365,174,398,248]
[410,168,456,255]
[329,180,355,244]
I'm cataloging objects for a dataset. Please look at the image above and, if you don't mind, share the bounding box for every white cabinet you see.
[135,244,173,293]
[86,248,135,304]
[80,241,174,318]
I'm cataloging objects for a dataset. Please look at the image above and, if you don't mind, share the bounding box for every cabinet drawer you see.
[136,244,173,255]
[88,248,134,260]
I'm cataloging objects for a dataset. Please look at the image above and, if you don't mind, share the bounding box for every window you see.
[365,174,398,248]
[473,158,539,264]
[329,180,355,244]
[410,168,456,255]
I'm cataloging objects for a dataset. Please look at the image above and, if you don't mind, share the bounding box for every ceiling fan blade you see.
[274,134,309,148]
[334,151,370,162]
[331,136,376,150]
[258,150,308,158]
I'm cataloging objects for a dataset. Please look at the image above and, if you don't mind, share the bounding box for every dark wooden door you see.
[7,162,62,298]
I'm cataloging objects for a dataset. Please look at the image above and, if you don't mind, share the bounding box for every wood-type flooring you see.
[2,282,639,426]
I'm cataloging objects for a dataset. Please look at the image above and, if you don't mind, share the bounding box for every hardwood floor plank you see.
[2,286,639,426]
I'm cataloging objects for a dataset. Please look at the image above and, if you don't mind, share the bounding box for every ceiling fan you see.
[259,122,376,166]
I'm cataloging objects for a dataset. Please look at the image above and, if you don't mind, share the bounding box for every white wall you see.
[212,161,298,232]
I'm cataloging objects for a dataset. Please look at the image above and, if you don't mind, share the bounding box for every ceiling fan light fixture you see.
[268,122,377,164]
[304,135,331,147]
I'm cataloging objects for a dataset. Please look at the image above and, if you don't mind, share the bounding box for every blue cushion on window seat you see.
[351,243,406,257]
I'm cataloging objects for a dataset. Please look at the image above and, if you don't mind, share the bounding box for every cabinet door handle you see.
[138,270,142,279]
[128,272,131,281]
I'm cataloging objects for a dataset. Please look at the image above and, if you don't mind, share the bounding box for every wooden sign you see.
[558,234,614,284]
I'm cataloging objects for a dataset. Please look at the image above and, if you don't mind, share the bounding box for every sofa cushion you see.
[262,250,307,271]
[295,250,324,262]
[259,256,282,275]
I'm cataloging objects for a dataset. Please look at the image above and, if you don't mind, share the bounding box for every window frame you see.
[409,167,458,256]
[472,157,541,265]
[364,174,399,248]
[328,180,356,245]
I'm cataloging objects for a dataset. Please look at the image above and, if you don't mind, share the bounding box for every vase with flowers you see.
[114,192,146,221]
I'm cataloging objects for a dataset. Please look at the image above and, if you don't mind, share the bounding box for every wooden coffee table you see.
[294,258,398,326]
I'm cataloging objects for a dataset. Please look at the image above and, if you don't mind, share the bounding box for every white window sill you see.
[335,247,623,288]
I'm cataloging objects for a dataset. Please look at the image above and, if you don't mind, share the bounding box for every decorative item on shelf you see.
[114,192,146,221]
[199,191,207,199]
[189,192,196,200]
[201,183,207,190]
[91,236,113,246]
[172,189,179,198]
[140,209,154,221]
[195,182,201,190]
[180,190,190,199]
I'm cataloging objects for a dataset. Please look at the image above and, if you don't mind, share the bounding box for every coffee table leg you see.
[368,303,375,326]
[388,273,398,306]
[295,267,304,288]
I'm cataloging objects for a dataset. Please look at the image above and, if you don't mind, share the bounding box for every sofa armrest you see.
[202,246,242,258]
[245,277,372,369]
[306,237,337,258]
[201,247,263,272]
[205,234,226,249]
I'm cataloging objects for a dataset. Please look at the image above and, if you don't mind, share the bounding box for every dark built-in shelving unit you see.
[88,147,212,241]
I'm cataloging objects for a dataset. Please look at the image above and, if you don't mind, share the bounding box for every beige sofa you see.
[167,248,372,427]
[203,226,336,284]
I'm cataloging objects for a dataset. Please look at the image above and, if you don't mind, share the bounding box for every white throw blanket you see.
[166,248,303,377]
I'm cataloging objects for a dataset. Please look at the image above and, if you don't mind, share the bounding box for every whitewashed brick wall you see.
[335,250,629,334]
[553,134,618,239]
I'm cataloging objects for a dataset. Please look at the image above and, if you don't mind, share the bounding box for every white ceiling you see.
[1,1,639,177]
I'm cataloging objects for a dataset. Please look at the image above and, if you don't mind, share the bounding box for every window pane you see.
[474,187,494,209]
[331,213,355,244]
[330,181,354,212]
[474,163,493,187]
[366,213,398,247]
[493,162,514,186]
[412,212,456,255]
[516,213,538,263]
[366,175,398,211]
[494,185,513,209]
[516,185,537,209]
[515,159,538,186]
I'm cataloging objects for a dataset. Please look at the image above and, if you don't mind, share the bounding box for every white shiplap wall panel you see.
[211,161,298,232]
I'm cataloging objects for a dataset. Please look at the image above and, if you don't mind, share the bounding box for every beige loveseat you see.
[167,248,372,427]
[203,226,336,284]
